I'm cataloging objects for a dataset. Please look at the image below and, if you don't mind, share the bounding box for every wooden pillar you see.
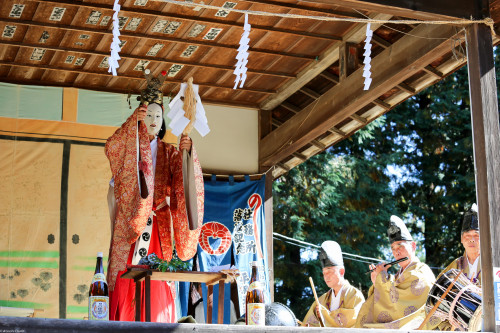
[466,23,500,333]
[339,42,359,81]
[62,87,78,122]
[264,170,274,302]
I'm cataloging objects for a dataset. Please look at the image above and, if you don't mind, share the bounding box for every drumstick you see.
[365,257,409,273]
[309,277,326,327]
[417,269,464,330]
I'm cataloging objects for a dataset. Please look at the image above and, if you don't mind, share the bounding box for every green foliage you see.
[273,118,396,320]
[273,48,500,321]
[138,252,192,272]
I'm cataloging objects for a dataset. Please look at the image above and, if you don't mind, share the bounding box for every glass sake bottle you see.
[245,261,265,325]
[88,252,109,320]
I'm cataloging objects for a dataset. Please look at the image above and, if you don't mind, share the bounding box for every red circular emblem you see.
[199,222,232,255]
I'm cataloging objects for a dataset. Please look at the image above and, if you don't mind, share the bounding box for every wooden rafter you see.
[260,24,460,167]
[303,0,476,21]
[242,0,366,19]
[259,13,393,111]
[0,18,317,60]
[33,0,343,41]
[0,40,295,79]
[0,60,275,94]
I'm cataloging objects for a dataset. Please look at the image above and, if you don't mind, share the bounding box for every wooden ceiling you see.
[1,0,499,178]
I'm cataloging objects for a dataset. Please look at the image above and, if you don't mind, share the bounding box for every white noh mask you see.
[144,103,163,136]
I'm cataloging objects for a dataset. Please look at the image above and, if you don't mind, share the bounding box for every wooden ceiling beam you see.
[0,18,316,60]
[259,13,392,111]
[423,65,445,78]
[319,71,339,83]
[271,117,329,152]
[300,87,321,99]
[281,102,301,114]
[397,82,416,94]
[0,40,295,79]
[242,0,366,19]
[310,140,326,150]
[259,24,459,167]
[301,0,475,21]
[350,114,368,124]
[34,0,342,41]
[291,151,308,162]
[372,98,392,110]
[277,162,291,172]
[0,60,275,94]
[372,34,392,49]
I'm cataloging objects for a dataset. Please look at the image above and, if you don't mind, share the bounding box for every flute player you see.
[355,215,436,329]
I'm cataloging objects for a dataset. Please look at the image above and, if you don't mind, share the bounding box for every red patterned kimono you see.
[105,110,204,322]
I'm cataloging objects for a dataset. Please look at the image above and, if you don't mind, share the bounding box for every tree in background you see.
[273,119,396,320]
[272,48,500,319]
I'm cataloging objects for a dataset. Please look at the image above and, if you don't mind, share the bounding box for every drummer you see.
[302,241,365,327]
[355,215,436,329]
[438,204,481,286]
[429,205,481,331]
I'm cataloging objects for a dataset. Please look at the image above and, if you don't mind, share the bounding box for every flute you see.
[365,257,409,274]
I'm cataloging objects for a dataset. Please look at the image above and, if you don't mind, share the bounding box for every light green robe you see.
[302,281,365,328]
[355,259,436,329]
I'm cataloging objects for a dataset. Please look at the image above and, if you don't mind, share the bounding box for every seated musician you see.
[302,241,365,327]
[438,204,480,286]
[355,215,436,329]
[429,205,481,331]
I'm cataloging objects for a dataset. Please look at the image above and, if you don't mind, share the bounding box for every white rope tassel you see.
[363,23,373,90]
[108,0,122,76]
[234,13,250,89]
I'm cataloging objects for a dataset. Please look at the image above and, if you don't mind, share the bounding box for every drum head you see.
[468,304,482,332]
[426,269,482,331]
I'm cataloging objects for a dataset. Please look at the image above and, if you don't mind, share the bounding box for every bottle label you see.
[247,303,265,325]
[91,273,106,284]
[247,281,263,292]
[89,296,109,320]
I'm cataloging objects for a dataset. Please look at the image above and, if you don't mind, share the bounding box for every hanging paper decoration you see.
[167,77,210,137]
[233,13,250,89]
[363,23,373,90]
[108,0,122,76]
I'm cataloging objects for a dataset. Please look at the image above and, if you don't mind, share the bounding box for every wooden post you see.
[145,276,151,322]
[466,23,500,333]
[135,280,141,321]
[339,42,359,81]
[265,171,274,302]
[217,280,225,324]
[207,284,213,324]
[62,87,78,122]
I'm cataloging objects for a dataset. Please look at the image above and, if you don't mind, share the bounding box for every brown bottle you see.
[245,261,265,325]
[88,252,109,320]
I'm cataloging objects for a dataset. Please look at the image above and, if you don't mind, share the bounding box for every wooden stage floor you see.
[0,316,453,333]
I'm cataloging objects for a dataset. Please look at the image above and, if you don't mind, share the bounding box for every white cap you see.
[471,203,478,213]
[97,252,103,257]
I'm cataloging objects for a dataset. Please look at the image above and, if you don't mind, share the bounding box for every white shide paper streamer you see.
[233,13,250,89]
[167,82,210,137]
[363,23,373,90]
[108,0,122,76]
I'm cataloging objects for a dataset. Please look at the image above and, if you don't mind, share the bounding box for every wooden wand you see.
[309,277,326,327]
[417,269,464,330]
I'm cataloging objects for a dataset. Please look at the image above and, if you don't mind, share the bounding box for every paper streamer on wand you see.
[167,77,210,137]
